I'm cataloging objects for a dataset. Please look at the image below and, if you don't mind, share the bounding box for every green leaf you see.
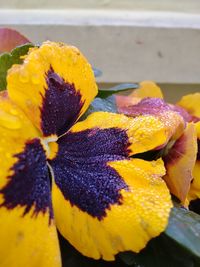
[98,83,138,98]
[80,95,118,120]
[0,43,34,91]
[119,207,200,267]
[165,207,200,258]
[92,67,102,78]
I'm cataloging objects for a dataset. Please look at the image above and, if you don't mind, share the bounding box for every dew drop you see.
[19,71,29,83]
[26,99,33,107]
[6,152,11,158]
[31,74,40,85]
[0,111,22,130]
[10,108,18,116]
[72,55,77,65]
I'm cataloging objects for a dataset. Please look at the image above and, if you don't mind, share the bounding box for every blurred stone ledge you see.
[0,8,200,85]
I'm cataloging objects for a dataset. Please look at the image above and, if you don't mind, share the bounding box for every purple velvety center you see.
[197,139,200,161]
[49,127,130,220]
[41,67,84,136]
[0,139,53,222]
[119,97,197,123]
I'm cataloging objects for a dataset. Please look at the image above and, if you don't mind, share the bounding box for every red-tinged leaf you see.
[0,28,30,53]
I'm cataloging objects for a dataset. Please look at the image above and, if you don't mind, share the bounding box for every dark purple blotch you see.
[0,139,53,223]
[41,67,84,136]
[189,198,200,215]
[49,127,130,220]
[197,139,200,161]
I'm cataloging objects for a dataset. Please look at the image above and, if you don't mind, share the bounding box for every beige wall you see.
[1,0,200,13]
[0,0,200,98]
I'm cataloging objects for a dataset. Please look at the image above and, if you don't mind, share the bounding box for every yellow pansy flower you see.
[0,42,172,266]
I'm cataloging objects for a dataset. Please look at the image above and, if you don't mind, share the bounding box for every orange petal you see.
[177,93,200,120]
[187,121,200,202]
[163,123,197,203]
[131,81,163,99]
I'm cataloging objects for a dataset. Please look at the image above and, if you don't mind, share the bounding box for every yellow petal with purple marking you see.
[117,98,185,147]
[0,92,39,191]
[69,111,176,155]
[49,111,172,260]
[163,123,197,203]
[52,157,171,260]
[0,93,61,267]
[7,41,98,136]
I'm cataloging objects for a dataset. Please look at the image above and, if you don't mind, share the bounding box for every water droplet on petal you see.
[19,70,29,83]
[26,99,33,107]
[72,55,77,65]
[31,74,40,85]
[10,108,18,116]
[6,152,11,158]
[0,111,22,130]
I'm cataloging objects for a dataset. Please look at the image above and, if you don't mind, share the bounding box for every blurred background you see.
[0,0,200,101]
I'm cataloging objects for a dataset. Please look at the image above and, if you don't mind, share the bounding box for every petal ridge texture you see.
[51,112,172,260]
[7,41,97,136]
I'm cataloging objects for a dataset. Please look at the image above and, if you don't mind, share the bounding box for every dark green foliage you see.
[0,43,33,91]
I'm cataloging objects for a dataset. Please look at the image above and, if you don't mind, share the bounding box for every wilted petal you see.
[7,41,97,136]
[163,123,197,203]
[49,112,172,260]
[187,122,200,203]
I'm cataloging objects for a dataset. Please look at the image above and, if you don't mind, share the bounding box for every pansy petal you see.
[170,104,197,123]
[115,94,140,109]
[163,123,197,203]
[116,81,163,110]
[7,41,98,136]
[131,81,163,99]
[0,92,39,186]
[118,98,185,144]
[188,122,200,202]
[68,111,176,156]
[177,93,200,119]
[0,94,60,267]
[49,120,171,259]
